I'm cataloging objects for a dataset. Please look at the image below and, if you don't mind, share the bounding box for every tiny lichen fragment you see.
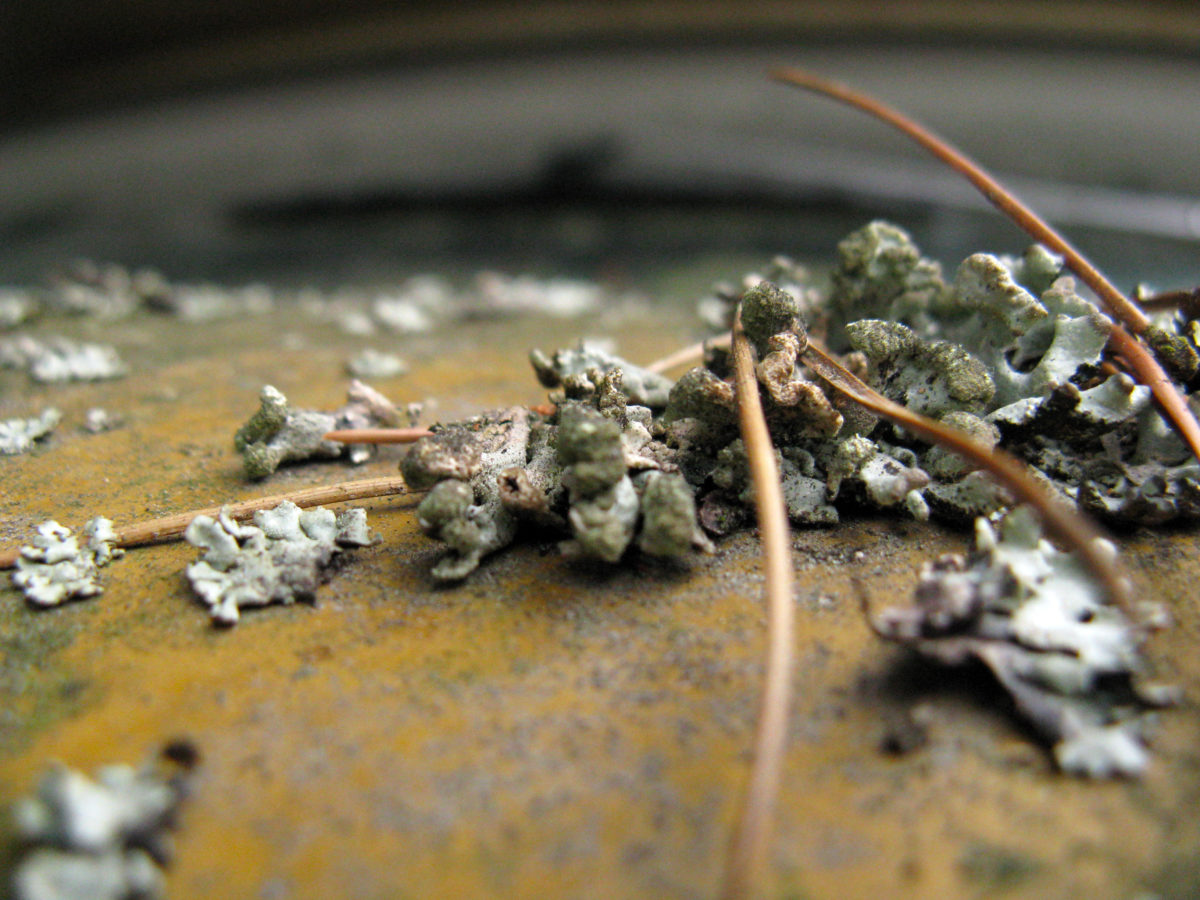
[0,288,37,328]
[872,507,1170,778]
[0,408,61,455]
[11,752,193,900]
[346,349,408,379]
[184,501,374,625]
[11,518,123,607]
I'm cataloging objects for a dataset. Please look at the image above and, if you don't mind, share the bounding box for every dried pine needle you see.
[721,310,796,900]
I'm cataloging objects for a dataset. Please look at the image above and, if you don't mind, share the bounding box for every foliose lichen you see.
[0,335,125,383]
[530,341,674,409]
[233,381,399,479]
[10,747,195,900]
[11,518,123,607]
[871,507,1173,778]
[406,218,1200,587]
[1,408,61,455]
[184,501,375,625]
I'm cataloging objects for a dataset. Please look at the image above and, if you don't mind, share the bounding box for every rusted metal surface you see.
[2,297,1198,898]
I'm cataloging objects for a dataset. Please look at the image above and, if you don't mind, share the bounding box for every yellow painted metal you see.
[2,297,1198,898]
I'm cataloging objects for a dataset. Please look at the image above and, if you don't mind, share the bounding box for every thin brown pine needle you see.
[322,427,433,444]
[721,310,796,900]
[770,65,1200,466]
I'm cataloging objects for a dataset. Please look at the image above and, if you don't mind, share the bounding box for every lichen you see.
[10,747,195,900]
[0,288,37,328]
[530,341,674,409]
[871,507,1172,777]
[0,409,61,455]
[11,519,123,607]
[184,501,375,625]
[409,409,530,580]
[346,349,408,379]
[0,335,125,383]
[233,381,398,479]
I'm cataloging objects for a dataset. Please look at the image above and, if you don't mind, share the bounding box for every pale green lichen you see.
[0,408,61,455]
[530,341,674,408]
[184,501,374,625]
[846,319,994,418]
[557,403,638,562]
[11,519,123,607]
[234,381,398,479]
[410,409,529,580]
[872,507,1171,778]
[11,751,192,900]
[0,335,125,383]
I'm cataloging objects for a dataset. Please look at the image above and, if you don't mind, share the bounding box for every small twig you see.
[0,475,412,569]
[323,427,433,444]
[770,66,1200,466]
[721,310,796,900]
[799,337,1133,613]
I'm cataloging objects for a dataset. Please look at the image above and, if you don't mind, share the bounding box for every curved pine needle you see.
[769,65,1200,466]
[721,311,796,900]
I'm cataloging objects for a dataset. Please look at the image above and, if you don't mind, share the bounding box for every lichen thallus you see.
[2,69,1192,899]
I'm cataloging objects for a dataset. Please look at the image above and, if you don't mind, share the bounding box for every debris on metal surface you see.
[233,381,400,479]
[184,501,375,625]
[404,364,712,581]
[0,408,61,455]
[10,744,197,900]
[871,507,1174,777]
[11,518,123,607]
[472,272,604,318]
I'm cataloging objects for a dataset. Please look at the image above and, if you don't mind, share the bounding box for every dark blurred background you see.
[1,0,1198,286]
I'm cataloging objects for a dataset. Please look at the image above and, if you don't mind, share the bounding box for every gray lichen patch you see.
[11,518,123,607]
[0,408,61,455]
[346,348,408,379]
[184,501,375,625]
[0,335,125,383]
[871,507,1171,778]
[11,748,195,900]
[846,319,994,418]
[827,220,949,341]
[412,409,530,581]
[0,288,37,328]
[530,341,674,409]
[233,381,399,479]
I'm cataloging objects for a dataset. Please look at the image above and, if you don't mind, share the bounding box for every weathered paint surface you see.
[2,297,1199,899]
